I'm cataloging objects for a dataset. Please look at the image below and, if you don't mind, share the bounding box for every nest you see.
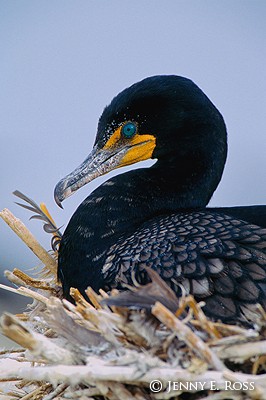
[1,197,266,400]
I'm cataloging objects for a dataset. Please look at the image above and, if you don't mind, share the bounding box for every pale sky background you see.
[0,1,266,341]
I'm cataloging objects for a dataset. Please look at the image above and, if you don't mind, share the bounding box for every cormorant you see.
[54,75,266,324]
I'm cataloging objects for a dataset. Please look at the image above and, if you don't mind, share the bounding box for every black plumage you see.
[54,75,266,325]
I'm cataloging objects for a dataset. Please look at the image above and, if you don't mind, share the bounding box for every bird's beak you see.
[54,145,123,207]
[54,132,156,207]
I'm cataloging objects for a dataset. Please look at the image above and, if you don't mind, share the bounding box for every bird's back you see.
[102,210,266,325]
[54,75,266,326]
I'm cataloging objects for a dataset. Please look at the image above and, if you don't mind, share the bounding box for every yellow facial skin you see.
[103,125,156,168]
[54,124,156,206]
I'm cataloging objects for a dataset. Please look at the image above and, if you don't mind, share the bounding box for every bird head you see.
[54,75,227,207]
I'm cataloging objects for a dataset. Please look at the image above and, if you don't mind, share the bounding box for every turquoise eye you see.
[122,122,137,138]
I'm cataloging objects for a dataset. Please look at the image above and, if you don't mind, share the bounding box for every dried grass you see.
[1,207,266,399]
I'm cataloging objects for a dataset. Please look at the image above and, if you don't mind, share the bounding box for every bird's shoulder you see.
[102,210,266,322]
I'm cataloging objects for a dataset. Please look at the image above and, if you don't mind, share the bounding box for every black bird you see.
[54,75,266,325]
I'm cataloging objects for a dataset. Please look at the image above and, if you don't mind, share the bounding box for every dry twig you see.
[0,209,57,275]
[1,206,266,400]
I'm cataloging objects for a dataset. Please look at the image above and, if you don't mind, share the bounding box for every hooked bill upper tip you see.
[54,194,64,209]
[54,182,65,209]
[57,201,64,209]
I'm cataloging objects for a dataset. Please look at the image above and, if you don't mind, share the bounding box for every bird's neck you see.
[76,157,219,243]
[63,161,221,294]
[149,151,222,209]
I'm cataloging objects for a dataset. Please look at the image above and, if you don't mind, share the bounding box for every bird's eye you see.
[121,122,137,138]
